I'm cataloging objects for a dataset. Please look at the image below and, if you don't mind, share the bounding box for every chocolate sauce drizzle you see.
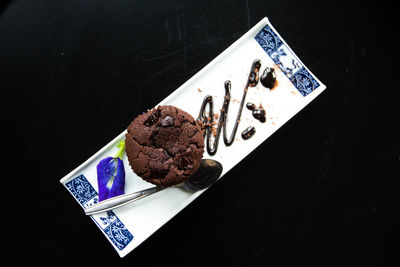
[252,107,266,123]
[246,102,266,123]
[246,102,256,110]
[242,126,256,140]
[197,59,261,155]
[260,67,276,89]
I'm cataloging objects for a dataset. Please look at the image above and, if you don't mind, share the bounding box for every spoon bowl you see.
[182,159,223,191]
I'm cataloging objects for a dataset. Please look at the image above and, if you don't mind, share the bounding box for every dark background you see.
[1,0,399,265]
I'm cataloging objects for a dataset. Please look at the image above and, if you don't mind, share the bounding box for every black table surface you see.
[1,0,399,265]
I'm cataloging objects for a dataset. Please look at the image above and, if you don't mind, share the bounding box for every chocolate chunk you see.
[177,155,192,170]
[143,109,161,127]
[161,115,174,127]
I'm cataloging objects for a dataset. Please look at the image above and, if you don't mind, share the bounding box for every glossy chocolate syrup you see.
[241,126,256,140]
[247,102,266,123]
[246,102,256,110]
[197,59,261,155]
[252,107,266,123]
[260,67,276,89]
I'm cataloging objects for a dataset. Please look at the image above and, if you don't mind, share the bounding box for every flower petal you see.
[97,157,125,201]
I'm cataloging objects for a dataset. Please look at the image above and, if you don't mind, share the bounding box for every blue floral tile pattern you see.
[289,67,320,96]
[254,25,283,55]
[96,211,134,250]
[65,174,133,250]
[66,174,99,209]
[255,25,320,96]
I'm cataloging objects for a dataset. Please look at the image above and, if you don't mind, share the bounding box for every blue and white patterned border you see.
[255,25,320,96]
[65,175,133,250]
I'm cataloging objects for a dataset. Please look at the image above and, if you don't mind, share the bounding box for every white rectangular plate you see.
[60,17,326,257]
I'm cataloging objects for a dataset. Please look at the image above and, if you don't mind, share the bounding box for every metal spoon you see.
[85,159,223,216]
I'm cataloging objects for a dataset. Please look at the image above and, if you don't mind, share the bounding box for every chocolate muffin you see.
[125,105,205,186]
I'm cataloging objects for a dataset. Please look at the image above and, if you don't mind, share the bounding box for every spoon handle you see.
[85,186,164,216]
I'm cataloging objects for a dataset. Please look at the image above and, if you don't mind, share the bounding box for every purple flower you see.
[97,140,125,201]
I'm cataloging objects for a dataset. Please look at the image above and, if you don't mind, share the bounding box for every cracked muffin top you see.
[125,105,204,186]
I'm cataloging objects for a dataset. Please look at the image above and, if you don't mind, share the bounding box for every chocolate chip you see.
[144,110,161,126]
[177,155,191,170]
[161,115,174,127]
